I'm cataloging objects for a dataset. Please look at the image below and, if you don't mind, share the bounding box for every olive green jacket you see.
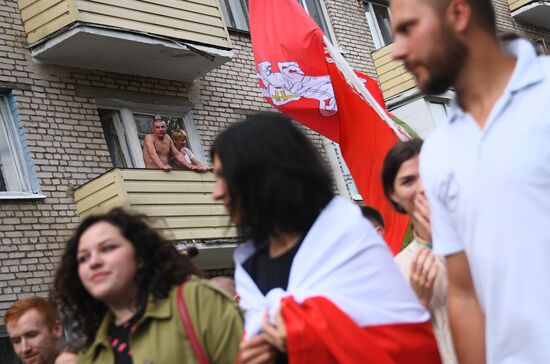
[78,276,243,364]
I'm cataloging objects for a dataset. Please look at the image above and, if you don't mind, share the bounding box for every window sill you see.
[227,27,250,36]
[0,192,47,200]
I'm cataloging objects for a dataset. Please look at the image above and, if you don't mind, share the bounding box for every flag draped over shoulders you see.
[234,197,441,363]
[283,297,441,363]
[249,0,410,253]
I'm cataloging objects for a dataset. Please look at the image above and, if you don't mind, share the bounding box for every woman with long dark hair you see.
[211,112,441,364]
[53,208,242,363]
[382,139,457,364]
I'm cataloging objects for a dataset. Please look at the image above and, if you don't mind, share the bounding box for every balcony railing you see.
[74,169,237,241]
[18,0,233,81]
[508,0,550,29]
[372,43,417,100]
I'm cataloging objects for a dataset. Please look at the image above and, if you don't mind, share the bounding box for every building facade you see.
[0,0,549,361]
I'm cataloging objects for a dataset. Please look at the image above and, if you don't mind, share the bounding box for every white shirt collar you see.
[448,38,544,123]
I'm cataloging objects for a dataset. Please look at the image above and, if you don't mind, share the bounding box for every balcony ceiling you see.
[31,24,233,81]
[512,2,550,29]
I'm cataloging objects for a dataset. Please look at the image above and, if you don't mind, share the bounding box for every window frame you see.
[96,102,207,169]
[534,37,549,55]
[297,0,337,45]
[218,0,338,45]
[0,325,19,364]
[335,143,362,201]
[0,92,44,200]
[363,0,393,50]
[218,0,250,32]
[388,92,454,138]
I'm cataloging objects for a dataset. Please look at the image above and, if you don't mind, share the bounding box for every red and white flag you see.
[250,0,411,253]
[235,197,441,363]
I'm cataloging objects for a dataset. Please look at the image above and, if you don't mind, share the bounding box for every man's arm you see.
[144,134,171,171]
[447,252,486,364]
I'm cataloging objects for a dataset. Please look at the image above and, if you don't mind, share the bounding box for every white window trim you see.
[323,138,352,200]
[388,91,454,138]
[183,111,207,163]
[96,101,206,168]
[298,0,339,48]
[427,99,451,122]
[363,0,392,50]
[219,0,249,32]
[0,95,45,200]
[119,108,145,168]
[323,137,364,202]
[386,88,455,109]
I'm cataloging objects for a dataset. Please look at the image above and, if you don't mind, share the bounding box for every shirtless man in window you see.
[143,118,196,172]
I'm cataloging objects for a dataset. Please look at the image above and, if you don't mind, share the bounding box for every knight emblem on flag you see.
[257,60,337,116]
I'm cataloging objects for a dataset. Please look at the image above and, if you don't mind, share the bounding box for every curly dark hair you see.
[53,208,199,345]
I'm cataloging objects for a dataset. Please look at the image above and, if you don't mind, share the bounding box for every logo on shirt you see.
[438,172,459,211]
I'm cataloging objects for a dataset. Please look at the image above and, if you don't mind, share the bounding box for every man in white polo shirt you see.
[391,0,550,363]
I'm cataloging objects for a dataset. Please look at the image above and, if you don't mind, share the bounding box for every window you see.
[0,326,19,364]
[390,97,451,138]
[363,1,393,49]
[0,92,41,199]
[98,107,205,169]
[297,0,334,43]
[219,0,334,42]
[219,0,249,31]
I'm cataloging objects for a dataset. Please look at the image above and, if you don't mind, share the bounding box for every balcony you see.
[372,43,417,100]
[18,0,233,81]
[508,0,550,29]
[74,169,237,269]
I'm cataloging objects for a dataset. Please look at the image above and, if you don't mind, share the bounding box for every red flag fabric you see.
[249,0,410,253]
[282,296,442,363]
[326,57,411,252]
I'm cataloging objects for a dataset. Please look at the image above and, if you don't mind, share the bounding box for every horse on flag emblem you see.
[257,60,337,117]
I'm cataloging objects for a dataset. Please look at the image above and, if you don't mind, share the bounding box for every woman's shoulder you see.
[177,276,244,334]
[178,276,241,312]
[77,312,113,363]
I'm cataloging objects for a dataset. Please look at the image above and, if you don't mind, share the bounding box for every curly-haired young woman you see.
[54,208,242,364]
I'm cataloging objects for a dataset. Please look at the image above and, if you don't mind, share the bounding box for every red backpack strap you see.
[177,279,210,364]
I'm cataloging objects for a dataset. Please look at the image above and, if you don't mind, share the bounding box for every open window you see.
[98,107,205,169]
[219,0,250,32]
[363,0,393,49]
[297,0,335,43]
[219,0,335,43]
[0,92,42,199]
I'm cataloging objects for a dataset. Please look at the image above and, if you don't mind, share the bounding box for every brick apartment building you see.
[0,0,548,361]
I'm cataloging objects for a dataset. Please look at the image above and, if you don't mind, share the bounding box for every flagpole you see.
[323,36,412,142]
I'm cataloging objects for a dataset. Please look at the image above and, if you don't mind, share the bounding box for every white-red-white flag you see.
[250,0,412,253]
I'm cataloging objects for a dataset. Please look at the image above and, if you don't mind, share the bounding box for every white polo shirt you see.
[420,39,550,364]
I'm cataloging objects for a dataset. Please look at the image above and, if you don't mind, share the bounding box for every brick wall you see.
[493,0,550,39]
[0,0,197,315]
[191,31,270,150]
